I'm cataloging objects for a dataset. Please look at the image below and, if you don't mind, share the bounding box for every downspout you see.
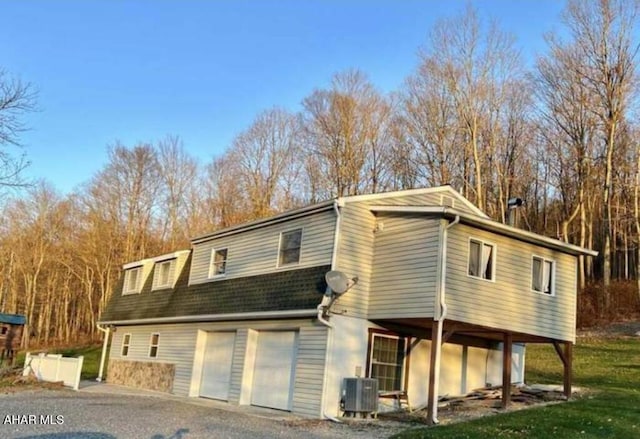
[430,213,460,424]
[96,323,110,382]
[317,199,341,422]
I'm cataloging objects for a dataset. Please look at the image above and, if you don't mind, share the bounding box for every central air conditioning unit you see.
[342,378,378,416]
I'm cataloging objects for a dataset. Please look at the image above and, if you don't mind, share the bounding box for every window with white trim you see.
[532,256,555,295]
[368,333,406,392]
[468,239,495,280]
[208,248,228,277]
[278,229,302,266]
[123,267,142,294]
[154,260,172,289]
[121,333,131,357]
[149,333,160,358]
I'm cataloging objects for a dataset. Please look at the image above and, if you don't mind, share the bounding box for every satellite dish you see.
[325,270,358,295]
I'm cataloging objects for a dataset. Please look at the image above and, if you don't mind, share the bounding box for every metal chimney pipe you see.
[507,198,524,227]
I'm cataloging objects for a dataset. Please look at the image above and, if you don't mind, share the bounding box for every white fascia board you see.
[191,201,335,244]
[338,186,448,204]
[98,309,318,326]
[370,205,598,257]
[122,259,152,270]
[122,250,191,269]
[151,250,190,263]
[339,185,489,219]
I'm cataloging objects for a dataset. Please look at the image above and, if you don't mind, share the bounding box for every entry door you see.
[200,332,235,400]
[251,331,298,410]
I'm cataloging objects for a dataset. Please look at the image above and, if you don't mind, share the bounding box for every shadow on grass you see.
[394,390,640,438]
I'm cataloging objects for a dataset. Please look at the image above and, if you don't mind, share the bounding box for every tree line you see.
[0,0,639,346]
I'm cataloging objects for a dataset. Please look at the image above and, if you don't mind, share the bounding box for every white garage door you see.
[200,332,235,401]
[251,331,298,411]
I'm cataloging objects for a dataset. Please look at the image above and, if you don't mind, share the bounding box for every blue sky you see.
[2,0,565,194]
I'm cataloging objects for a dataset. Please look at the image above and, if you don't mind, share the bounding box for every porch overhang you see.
[371,317,573,425]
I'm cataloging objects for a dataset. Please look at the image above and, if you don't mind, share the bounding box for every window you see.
[121,333,131,357]
[154,261,172,289]
[149,333,160,358]
[468,239,495,281]
[123,267,142,294]
[532,256,555,295]
[1,326,7,335]
[208,248,228,277]
[368,333,406,392]
[278,229,302,266]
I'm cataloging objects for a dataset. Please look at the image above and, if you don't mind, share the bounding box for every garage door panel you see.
[251,331,297,410]
[200,332,235,400]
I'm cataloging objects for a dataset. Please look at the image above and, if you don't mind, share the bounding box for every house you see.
[0,312,26,366]
[97,186,596,422]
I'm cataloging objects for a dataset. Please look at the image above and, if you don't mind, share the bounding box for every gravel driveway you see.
[0,389,408,439]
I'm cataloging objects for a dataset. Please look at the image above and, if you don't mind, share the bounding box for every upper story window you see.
[121,333,131,357]
[208,248,228,278]
[153,260,172,289]
[149,333,160,358]
[532,256,555,295]
[278,229,302,266]
[123,267,142,295]
[468,238,495,281]
[368,333,406,392]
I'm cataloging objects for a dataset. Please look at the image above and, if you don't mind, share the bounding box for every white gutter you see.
[96,324,110,382]
[99,309,318,326]
[370,206,598,257]
[318,200,341,423]
[430,214,459,424]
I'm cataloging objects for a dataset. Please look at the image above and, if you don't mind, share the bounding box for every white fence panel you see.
[23,353,84,390]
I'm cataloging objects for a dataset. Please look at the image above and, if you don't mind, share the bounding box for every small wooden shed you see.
[0,313,26,366]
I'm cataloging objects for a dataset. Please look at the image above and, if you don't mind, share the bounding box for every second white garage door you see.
[251,331,298,411]
[200,332,235,401]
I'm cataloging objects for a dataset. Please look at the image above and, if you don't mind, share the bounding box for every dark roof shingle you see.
[100,255,329,323]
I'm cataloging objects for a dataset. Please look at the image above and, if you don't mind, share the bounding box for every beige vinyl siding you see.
[368,190,482,217]
[227,329,248,404]
[445,224,577,341]
[336,192,459,318]
[369,215,441,319]
[292,326,328,417]
[332,202,375,318]
[108,319,328,416]
[189,210,336,285]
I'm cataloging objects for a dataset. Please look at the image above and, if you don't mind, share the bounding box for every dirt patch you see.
[0,366,66,394]
[380,385,584,426]
[578,320,640,338]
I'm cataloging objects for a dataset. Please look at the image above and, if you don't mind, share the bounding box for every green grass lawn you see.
[394,336,640,438]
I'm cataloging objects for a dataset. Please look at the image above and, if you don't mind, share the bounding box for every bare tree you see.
[535,34,600,288]
[0,68,37,188]
[157,135,199,249]
[562,0,639,291]
[302,70,392,197]
[227,108,302,219]
[421,5,522,211]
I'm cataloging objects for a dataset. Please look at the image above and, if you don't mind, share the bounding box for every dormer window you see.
[153,260,173,290]
[208,248,228,278]
[278,229,302,266]
[123,267,142,295]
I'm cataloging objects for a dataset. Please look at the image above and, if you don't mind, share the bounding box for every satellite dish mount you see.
[319,270,359,319]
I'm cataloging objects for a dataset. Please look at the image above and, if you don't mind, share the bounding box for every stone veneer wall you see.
[107,359,175,393]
